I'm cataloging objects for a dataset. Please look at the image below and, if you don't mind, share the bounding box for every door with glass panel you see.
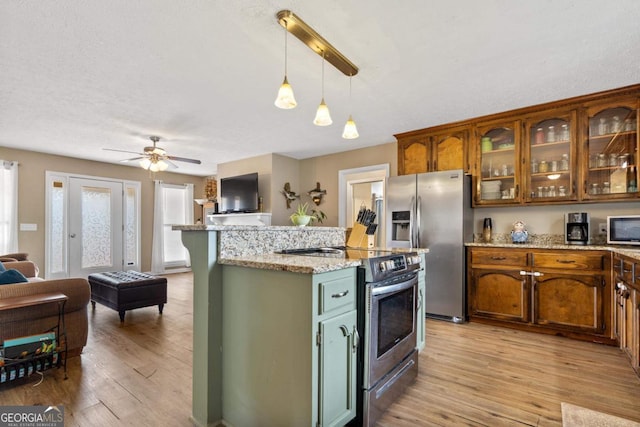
[68,178,124,277]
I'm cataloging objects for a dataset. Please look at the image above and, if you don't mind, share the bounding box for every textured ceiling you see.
[2,1,640,176]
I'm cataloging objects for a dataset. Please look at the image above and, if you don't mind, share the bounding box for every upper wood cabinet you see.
[395,84,640,206]
[474,119,521,205]
[581,96,639,201]
[396,126,469,175]
[522,109,578,203]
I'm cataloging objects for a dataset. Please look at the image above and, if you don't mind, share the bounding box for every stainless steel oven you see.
[360,266,419,426]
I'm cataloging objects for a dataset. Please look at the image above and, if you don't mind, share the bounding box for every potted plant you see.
[290,202,326,226]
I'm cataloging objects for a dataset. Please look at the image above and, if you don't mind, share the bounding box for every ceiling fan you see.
[104,136,202,172]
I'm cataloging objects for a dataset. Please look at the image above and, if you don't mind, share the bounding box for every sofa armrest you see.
[0,252,29,261]
[2,261,38,278]
[0,278,90,316]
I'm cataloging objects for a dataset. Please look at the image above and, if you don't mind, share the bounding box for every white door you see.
[68,177,123,277]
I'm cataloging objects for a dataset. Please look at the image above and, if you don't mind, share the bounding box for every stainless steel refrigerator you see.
[386,169,473,322]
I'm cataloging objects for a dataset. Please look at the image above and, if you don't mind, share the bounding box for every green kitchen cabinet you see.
[221,265,357,427]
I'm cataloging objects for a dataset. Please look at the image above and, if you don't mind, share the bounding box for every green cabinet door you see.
[318,309,357,427]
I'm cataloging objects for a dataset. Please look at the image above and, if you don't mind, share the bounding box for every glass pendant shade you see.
[313,98,332,126]
[139,158,152,169]
[274,76,297,109]
[342,115,359,139]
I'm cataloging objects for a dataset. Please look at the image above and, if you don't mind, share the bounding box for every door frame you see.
[45,171,141,279]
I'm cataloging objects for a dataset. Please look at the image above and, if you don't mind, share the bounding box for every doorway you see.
[338,164,389,247]
[45,172,140,279]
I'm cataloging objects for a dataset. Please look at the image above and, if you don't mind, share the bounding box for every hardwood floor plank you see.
[2,272,639,426]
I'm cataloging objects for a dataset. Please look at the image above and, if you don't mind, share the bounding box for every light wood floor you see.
[2,272,639,426]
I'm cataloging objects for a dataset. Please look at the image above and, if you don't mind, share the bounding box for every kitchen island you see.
[174,224,359,427]
[175,224,429,426]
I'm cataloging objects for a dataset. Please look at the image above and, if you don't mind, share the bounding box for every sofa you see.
[0,260,90,357]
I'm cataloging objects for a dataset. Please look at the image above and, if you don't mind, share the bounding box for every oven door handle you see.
[371,276,417,297]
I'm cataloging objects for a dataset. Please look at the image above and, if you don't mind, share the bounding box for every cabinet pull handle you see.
[332,290,349,298]
[623,268,632,273]
[556,259,575,264]
[352,327,360,353]
[520,270,543,277]
[491,256,507,260]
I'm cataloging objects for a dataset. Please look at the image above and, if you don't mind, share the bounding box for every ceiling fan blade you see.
[103,148,145,155]
[165,159,179,169]
[167,155,202,164]
[119,156,146,163]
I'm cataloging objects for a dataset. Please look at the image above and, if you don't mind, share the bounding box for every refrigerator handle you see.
[415,195,422,248]
[410,196,416,247]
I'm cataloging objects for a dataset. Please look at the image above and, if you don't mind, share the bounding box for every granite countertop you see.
[466,242,640,261]
[220,247,430,274]
[174,224,345,232]
[219,253,362,274]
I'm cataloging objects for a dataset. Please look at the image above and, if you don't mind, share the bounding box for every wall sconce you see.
[307,182,327,205]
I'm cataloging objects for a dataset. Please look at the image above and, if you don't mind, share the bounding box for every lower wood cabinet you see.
[221,266,357,427]
[614,254,640,375]
[468,247,613,344]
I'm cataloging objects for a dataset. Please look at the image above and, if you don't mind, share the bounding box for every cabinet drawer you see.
[319,275,355,315]
[470,249,527,266]
[532,252,604,270]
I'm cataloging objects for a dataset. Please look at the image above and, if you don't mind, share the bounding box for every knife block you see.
[347,223,369,249]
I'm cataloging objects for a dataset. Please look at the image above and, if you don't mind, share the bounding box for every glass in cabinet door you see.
[478,123,519,203]
[586,104,638,199]
[525,115,575,202]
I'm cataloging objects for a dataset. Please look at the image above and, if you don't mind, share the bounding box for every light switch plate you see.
[19,223,37,231]
[598,223,607,235]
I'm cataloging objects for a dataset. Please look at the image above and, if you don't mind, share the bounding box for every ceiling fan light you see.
[139,158,152,169]
[149,161,160,173]
[157,160,169,171]
[313,98,332,126]
[342,115,359,139]
[275,76,297,109]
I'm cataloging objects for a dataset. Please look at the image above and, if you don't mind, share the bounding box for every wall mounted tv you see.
[220,172,259,213]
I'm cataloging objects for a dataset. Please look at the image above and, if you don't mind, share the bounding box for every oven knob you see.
[379,262,386,271]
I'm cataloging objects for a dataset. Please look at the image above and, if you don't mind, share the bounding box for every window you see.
[0,160,18,254]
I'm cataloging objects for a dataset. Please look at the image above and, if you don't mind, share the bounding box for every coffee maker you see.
[565,212,590,245]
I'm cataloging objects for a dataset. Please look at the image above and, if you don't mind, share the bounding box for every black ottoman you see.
[88,271,167,322]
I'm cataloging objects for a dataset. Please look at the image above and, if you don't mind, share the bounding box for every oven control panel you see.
[378,256,406,272]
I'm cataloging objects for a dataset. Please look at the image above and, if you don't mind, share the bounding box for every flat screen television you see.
[220,172,259,213]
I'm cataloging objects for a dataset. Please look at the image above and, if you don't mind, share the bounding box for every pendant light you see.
[342,74,359,139]
[313,51,332,126]
[274,21,297,109]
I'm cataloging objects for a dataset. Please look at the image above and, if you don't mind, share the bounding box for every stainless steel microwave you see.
[607,215,640,245]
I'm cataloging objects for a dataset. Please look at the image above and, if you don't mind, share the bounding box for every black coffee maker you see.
[565,212,590,245]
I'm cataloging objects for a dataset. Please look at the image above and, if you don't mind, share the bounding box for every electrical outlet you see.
[598,223,607,235]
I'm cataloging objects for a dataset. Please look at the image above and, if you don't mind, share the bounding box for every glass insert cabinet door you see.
[477,120,520,204]
[585,100,638,199]
[524,111,576,202]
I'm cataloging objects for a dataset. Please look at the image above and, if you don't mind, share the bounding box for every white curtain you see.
[151,180,165,275]
[0,160,19,254]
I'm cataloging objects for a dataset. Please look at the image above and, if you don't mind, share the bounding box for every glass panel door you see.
[525,111,576,202]
[477,120,520,204]
[69,178,123,277]
[585,104,638,199]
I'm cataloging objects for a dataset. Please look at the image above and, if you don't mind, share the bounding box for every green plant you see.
[290,203,326,225]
